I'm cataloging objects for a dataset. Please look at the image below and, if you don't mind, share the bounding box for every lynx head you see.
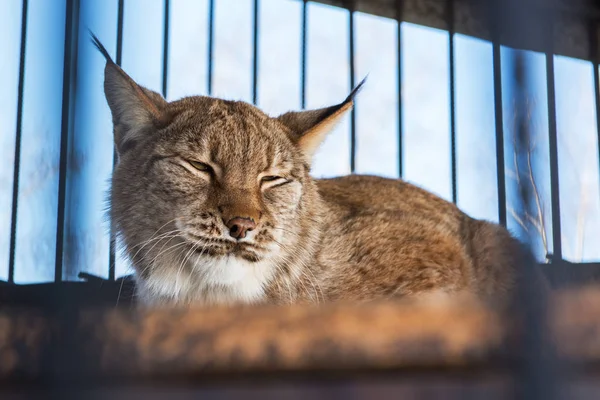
[92,34,363,306]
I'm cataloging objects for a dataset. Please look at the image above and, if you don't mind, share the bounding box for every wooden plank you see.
[1,295,505,382]
[77,295,506,378]
[0,285,600,385]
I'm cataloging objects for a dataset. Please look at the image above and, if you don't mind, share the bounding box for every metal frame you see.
[491,2,508,226]
[108,0,125,282]
[3,1,599,284]
[7,0,29,284]
[396,0,403,178]
[347,0,357,172]
[447,0,457,204]
[55,0,79,283]
[3,0,599,282]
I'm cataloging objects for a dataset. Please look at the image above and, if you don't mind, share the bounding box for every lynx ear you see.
[277,77,366,161]
[91,33,169,155]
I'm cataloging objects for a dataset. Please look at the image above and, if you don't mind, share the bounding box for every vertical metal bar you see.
[162,0,170,98]
[54,0,77,283]
[252,0,259,105]
[207,0,215,95]
[591,21,600,214]
[514,49,560,400]
[348,2,356,173]
[507,3,558,400]
[109,0,125,281]
[301,0,307,109]
[513,49,558,400]
[447,0,457,204]
[53,3,82,386]
[116,0,124,66]
[396,0,403,178]
[491,5,507,226]
[7,0,29,284]
[546,47,562,260]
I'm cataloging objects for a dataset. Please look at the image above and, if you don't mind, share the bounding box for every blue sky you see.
[1,0,599,283]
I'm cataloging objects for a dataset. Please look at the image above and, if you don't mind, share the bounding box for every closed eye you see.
[260,175,290,188]
[188,160,213,174]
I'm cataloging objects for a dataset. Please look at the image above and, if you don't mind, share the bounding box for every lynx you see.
[92,35,546,308]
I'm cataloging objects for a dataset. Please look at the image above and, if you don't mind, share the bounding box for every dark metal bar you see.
[348,2,356,173]
[301,0,307,109]
[54,0,77,283]
[591,21,600,212]
[53,5,82,386]
[490,7,507,226]
[207,0,214,95]
[396,0,403,178]
[252,0,259,105]
[506,3,559,399]
[109,0,125,281]
[116,0,124,66]
[546,43,563,260]
[513,50,558,400]
[162,0,170,98]
[7,0,29,284]
[447,0,457,204]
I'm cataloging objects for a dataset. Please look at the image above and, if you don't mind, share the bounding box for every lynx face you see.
[112,99,309,304]
[146,100,309,260]
[156,107,306,264]
[93,34,361,305]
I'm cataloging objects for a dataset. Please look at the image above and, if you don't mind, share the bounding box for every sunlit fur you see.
[92,34,548,308]
[110,96,322,306]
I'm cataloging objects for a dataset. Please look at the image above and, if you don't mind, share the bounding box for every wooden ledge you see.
[1,286,600,383]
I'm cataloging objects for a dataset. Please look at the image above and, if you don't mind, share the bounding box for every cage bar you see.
[7,0,29,284]
[116,0,124,65]
[54,0,78,283]
[546,46,563,260]
[348,0,356,172]
[490,6,507,226]
[447,0,457,204]
[505,2,558,398]
[591,21,600,210]
[396,0,403,177]
[512,50,558,400]
[252,0,259,105]
[162,0,170,98]
[108,0,125,281]
[301,0,307,109]
[207,0,214,95]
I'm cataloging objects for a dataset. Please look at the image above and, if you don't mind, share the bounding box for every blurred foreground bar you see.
[0,286,599,397]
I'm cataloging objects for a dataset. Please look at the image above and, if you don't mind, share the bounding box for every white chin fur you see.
[135,254,274,307]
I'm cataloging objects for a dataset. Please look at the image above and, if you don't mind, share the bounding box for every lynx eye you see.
[261,176,281,182]
[188,160,212,173]
[260,175,289,189]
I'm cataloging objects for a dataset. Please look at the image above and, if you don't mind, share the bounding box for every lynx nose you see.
[226,217,256,240]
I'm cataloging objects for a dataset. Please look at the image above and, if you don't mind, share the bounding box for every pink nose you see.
[226,217,256,239]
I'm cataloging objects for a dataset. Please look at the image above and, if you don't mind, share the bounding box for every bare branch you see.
[525,141,549,255]
[506,95,549,258]
[509,207,529,232]
[524,213,543,232]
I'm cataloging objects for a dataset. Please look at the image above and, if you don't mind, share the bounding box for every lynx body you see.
[92,35,544,307]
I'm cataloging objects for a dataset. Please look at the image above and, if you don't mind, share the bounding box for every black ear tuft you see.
[343,75,368,105]
[89,30,115,64]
